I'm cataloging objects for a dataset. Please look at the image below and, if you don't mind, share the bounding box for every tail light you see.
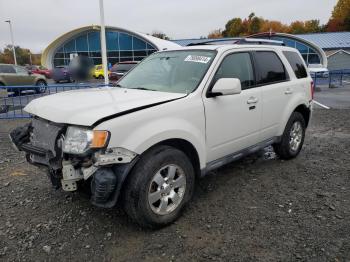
[310,81,314,100]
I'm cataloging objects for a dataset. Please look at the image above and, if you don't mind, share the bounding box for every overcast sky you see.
[0,0,338,53]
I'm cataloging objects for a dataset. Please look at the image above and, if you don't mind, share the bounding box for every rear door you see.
[204,51,262,163]
[252,50,293,140]
[14,66,34,86]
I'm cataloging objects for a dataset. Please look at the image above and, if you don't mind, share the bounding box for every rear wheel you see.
[273,112,306,160]
[123,145,195,228]
[35,80,47,94]
[98,75,104,79]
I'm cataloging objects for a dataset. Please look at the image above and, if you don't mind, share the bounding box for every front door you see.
[203,52,262,163]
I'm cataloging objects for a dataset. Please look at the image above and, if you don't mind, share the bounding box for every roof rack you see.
[187,38,285,47]
[236,38,285,46]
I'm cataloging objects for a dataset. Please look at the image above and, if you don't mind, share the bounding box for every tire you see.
[273,112,306,160]
[98,75,104,80]
[35,80,47,94]
[123,145,195,229]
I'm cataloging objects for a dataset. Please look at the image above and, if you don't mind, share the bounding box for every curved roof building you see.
[41,25,180,69]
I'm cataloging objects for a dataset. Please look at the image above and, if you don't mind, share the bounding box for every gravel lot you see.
[0,109,350,261]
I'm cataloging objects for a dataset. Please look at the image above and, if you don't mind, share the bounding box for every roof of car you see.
[166,44,298,53]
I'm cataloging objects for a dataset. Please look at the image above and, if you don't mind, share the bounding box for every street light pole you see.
[5,20,17,65]
[98,0,109,86]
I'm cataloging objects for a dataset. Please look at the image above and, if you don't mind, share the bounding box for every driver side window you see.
[213,52,255,90]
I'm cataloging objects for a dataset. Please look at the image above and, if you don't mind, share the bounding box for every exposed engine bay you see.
[10,118,138,208]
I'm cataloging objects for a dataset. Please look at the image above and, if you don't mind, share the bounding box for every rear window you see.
[0,65,15,74]
[254,51,287,85]
[283,51,308,79]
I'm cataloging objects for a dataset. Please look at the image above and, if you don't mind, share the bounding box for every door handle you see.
[247,97,258,104]
[285,88,293,95]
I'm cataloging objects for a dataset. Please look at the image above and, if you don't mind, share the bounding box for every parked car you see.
[51,66,72,83]
[0,64,47,94]
[10,44,313,228]
[30,65,52,79]
[109,61,138,81]
[91,64,110,79]
[308,64,329,78]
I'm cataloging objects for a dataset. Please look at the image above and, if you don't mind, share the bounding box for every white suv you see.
[10,44,313,228]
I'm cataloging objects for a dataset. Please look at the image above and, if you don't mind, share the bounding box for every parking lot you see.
[0,84,349,261]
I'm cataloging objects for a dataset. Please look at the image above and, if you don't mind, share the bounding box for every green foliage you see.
[0,45,39,65]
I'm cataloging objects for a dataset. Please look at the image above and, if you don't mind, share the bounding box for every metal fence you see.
[312,69,350,89]
[1,69,350,120]
[0,83,111,119]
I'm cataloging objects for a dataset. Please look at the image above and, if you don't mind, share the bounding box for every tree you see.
[249,16,263,34]
[0,45,41,65]
[260,20,289,33]
[326,0,350,31]
[151,31,170,40]
[0,45,34,65]
[304,20,322,33]
[223,18,244,37]
[332,0,350,20]
[326,18,345,32]
[208,29,223,39]
[288,21,307,34]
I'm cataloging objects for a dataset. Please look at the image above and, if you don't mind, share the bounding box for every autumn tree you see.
[304,20,322,33]
[0,45,34,65]
[151,31,170,40]
[327,0,350,31]
[208,29,223,39]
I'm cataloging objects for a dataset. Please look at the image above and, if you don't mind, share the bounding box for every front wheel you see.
[35,80,47,94]
[273,112,306,160]
[123,145,195,229]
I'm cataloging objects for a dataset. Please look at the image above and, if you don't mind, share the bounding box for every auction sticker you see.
[184,55,211,64]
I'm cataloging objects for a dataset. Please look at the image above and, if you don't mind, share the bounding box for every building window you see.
[52,30,158,67]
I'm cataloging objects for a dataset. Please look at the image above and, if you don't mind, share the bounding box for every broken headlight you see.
[62,126,110,154]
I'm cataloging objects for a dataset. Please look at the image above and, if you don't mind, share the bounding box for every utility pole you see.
[5,20,17,65]
[98,0,109,86]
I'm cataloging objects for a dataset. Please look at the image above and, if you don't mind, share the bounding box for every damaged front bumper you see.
[10,118,138,208]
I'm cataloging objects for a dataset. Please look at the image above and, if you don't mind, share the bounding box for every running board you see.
[201,137,279,176]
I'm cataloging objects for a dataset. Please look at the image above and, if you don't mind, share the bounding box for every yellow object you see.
[91,130,110,148]
[91,64,110,79]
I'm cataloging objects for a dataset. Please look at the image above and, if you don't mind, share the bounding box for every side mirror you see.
[209,78,242,97]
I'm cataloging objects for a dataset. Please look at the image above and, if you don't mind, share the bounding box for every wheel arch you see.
[151,138,201,178]
[35,78,47,85]
[294,104,311,127]
[278,99,311,135]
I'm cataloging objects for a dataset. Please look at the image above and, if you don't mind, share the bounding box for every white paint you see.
[25,44,313,169]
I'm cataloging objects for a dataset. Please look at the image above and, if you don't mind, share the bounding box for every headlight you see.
[62,126,110,154]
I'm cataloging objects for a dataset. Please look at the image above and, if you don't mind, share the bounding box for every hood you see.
[24,88,186,126]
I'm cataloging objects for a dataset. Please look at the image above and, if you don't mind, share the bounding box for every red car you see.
[109,61,139,81]
[30,65,51,79]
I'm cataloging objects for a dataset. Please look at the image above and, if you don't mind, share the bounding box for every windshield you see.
[117,50,216,94]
